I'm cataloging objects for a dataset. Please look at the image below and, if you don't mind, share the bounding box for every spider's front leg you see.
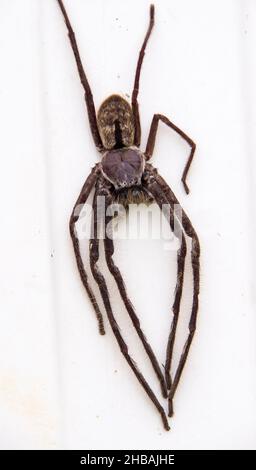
[89,182,170,431]
[69,165,105,335]
[165,232,187,415]
[104,195,168,399]
[144,164,200,417]
[145,114,196,194]
[141,172,187,416]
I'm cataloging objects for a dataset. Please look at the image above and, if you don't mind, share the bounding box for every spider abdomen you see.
[101,147,145,189]
[97,95,135,149]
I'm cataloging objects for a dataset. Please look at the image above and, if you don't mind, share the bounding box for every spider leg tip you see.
[150,4,155,19]
[184,184,190,195]
[181,178,190,194]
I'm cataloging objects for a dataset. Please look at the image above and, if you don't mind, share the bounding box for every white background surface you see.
[0,0,256,450]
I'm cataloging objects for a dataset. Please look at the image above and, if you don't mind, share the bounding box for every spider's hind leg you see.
[132,4,155,147]
[56,0,103,150]
[145,114,196,194]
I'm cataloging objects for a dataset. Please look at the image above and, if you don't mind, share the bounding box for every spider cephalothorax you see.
[57,0,200,431]
[101,144,152,208]
[101,145,144,189]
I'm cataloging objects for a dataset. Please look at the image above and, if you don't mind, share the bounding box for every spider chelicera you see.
[56,0,200,431]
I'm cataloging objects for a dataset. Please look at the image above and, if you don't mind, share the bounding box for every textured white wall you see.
[0,0,255,449]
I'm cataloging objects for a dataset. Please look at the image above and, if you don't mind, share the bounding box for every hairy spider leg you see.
[103,190,167,399]
[144,164,200,417]
[132,5,155,147]
[69,165,105,335]
[165,233,186,416]
[141,171,187,415]
[56,0,103,150]
[145,114,196,194]
[89,184,170,431]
